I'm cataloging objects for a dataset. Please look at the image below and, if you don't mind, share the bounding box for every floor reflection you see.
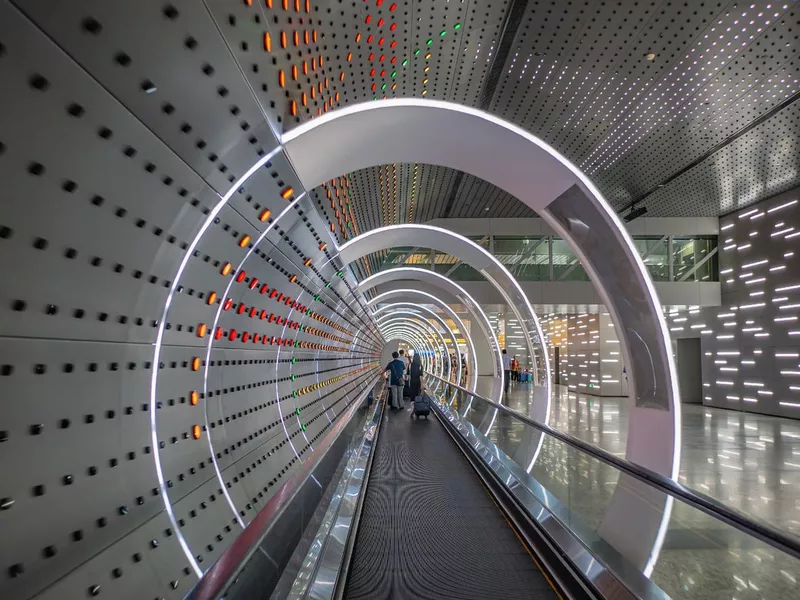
[463,376,800,598]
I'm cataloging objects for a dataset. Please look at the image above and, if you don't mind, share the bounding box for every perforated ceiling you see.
[279,0,800,236]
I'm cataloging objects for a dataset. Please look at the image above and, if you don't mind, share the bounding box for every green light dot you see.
[301,424,307,431]
[326,282,331,288]
[454,23,461,30]
[291,357,297,364]
[391,71,397,78]
[337,270,343,276]
[426,39,433,46]
[381,83,387,90]
[291,374,296,381]
[293,391,297,397]
[402,59,408,66]
[296,408,301,415]
[414,49,421,56]
[439,30,447,37]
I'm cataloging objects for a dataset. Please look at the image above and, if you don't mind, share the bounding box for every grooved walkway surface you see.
[345,405,559,599]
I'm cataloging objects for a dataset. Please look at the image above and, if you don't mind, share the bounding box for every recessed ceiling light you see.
[645,53,656,61]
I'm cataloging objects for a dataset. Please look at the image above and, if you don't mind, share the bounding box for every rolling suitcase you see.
[412,395,431,419]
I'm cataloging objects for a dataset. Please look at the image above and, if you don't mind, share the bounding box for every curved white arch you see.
[378,316,447,381]
[332,223,547,391]
[369,289,479,397]
[376,306,461,386]
[359,266,502,379]
[282,99,679,573]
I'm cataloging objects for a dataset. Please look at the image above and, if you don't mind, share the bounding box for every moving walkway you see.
[184,375,800,599]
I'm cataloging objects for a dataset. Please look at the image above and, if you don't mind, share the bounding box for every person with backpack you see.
[384,351,406,409]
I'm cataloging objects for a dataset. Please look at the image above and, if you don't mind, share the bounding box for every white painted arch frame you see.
[282,99,680,573]
[375,304,462,386]
[369,289,479,396]
[378,316,448,381]
[359,266,503,381]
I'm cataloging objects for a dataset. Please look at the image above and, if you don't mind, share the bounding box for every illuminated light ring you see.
[149,145,283,576]
[359,266,502,395]
[375,308,458,382]
[376,314,449,382]
[323,224,546,396]
[382,326,436,371]
[380,322,442,380]
[368,290,478,397]
[375,305,461,387]
[376,309,466,408]
[379,317,452,399]
[201,193,305,531]
[281,99,679,574]
[381,325,433,367]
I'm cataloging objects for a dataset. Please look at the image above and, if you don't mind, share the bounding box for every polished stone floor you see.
[463,376,800,599]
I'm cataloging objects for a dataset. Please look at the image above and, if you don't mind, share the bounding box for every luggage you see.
[412,395,431,418]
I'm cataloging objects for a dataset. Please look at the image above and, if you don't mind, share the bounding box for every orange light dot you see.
[281,187,294,199]
[302,61,308,75]
[281,0,288,9]
[289,274,298,283]
[290,100,297,116]
[313,29,317,42]
[207,291,218,305]
[305,0,310,12]
[279,70,286,87]
[293,31,300,46]
[304,30,309,44]
[355,33,362,43]
[190,391,199,405]
[259,208,272,222]
[340,72,345,82]
[239,234,251,248]
[301,92,307,106]
[192,425,202,439]
[197,323,208,338]
[221,262,233,276]
[304,258,312,267]
[280,31,287,48]
[292,65,298,80]
[264,32,272,52]
[191,357,201,371]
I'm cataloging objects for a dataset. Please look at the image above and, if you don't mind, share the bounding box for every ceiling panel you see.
[241,0,800,227]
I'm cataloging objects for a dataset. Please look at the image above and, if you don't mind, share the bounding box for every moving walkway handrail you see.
[425,372,800,562]
[184,374,382,600]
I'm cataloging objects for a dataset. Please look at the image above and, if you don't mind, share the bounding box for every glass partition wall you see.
[379,235,718,282]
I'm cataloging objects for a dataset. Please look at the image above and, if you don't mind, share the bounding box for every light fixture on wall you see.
[624,204,648,223]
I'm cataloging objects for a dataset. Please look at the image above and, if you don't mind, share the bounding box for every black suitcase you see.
[412,395,431,418]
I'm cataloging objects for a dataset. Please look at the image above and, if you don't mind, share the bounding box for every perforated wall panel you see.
[0,2,382,599]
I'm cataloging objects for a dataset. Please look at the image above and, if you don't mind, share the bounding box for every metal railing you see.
[425,372,800,562]
[183,374,382,600]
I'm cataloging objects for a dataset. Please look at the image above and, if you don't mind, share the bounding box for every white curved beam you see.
[376,307,460,386]
[369,290,479,397]
[359,266,502,379]
[281,98,679,573]
[379,317,447,382]
[332,224,547,391]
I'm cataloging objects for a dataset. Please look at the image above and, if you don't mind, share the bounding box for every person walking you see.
[409,352,423,399]
[384,351,406,409]
[502,349,511,394]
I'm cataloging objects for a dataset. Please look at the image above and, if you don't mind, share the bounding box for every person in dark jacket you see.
[409,352,423,399]
[384,351,406,409]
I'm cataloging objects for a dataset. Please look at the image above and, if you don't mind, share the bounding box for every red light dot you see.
[377,17,384,27]
[390,22,396,31]
[390,40,397,48]
[389,2,396,10]
[365,15,371,24]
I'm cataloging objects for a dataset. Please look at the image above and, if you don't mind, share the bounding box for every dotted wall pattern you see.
[0,1,383,599]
